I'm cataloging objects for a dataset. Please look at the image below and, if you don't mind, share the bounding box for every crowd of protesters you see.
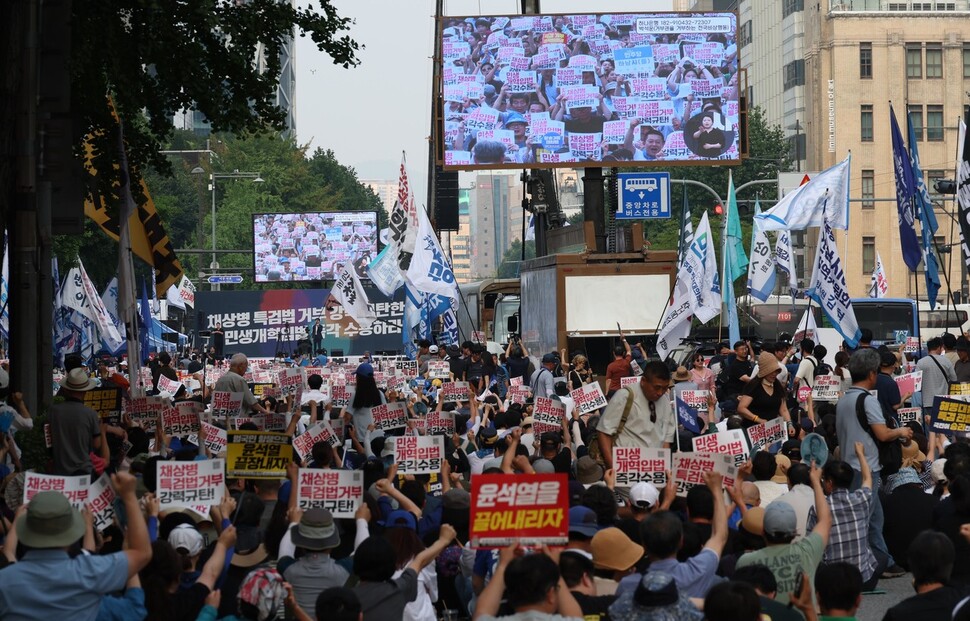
[1,328,970,621]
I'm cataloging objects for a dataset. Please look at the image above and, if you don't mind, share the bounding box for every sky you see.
[295,0,675,207]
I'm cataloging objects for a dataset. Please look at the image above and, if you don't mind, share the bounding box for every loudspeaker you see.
[434,166,459,231]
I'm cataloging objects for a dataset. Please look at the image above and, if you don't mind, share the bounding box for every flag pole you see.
[912,195,922,325]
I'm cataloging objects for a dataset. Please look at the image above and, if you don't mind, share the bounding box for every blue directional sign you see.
[207,274,243,284]
[617,172,671,220]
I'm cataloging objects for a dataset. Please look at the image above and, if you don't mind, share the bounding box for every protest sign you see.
[157,459,225,509]
[24,472,89,508]
[470,473,568,547]
[568,132,602,160]
[613,447,670,487]
[293,421,341,463]
[532,397,565,436]
[904,337,921,353]
[680,389,709,413]
[951,383,970,396]
[692,429,749,467]
[745,417,788,453]
[505,70,537,93]
[330,384,351,409]
[157,375,183,396]
[395,435,444,475]
[614,46,655,78]
[797,385,811,404]
[894,371,923,397]
[630,359,643,376]
[84,386,123,424]
[226,431,293,478]
[371,402,408,432]
[673,452,737,497]
[441,381,470,403]
[255,411,288,432]
[279,368,304,397]
[897,407,921,425]
[508,385,530,404]
[930,396,970,434]
[811,375,842,402]
[629,77,666,99]
[200,421,228,455]
[427,409,456,435]
[686,77,723,99]
[211,391,245,420]
[633,100,675,127]
[603,120,629,145]
[295,469,363,516]
[570,382,608,414]
[125,395,164,432]
[428,360,450,379]
[86,474,116,532]
[620,376,640,388]
[395,360,418,379]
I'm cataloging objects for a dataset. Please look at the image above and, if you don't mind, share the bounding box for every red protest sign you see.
[470,473,568,548]
[295,469,362,517]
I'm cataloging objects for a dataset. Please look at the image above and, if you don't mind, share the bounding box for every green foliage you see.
[497,239,535,278]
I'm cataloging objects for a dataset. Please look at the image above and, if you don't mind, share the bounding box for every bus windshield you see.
[851,300,918,344]
[748,303,818,339]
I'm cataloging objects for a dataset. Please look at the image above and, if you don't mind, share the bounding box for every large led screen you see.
[439,12,740,170]
[253,212,378,282]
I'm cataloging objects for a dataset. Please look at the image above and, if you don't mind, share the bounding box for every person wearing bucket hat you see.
[609,571,702,621]
[736,463,832,606]
[736,351,792,431]
[49,367,102,476]
[0,472,152,619]
[278,507,348,614]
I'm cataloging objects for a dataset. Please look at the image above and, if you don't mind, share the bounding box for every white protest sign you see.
[24,473,89,508]
[427,409,456,436]
[157,375,183,396]
[673,452,738,497]
[745,417,788,453]
[570,383,608,414]
[372,402,408,432]
[613,447,670,487]
[680,389,709,414]
[292,423,340,464]
[211,391,245,419]
[692,429,750,467]
[894,371,923,396]
[395,435,444,475]
[428,360,451,379]
[85,474,116,532]
[603,120,629,145]
[156,459,225,509]
[620,376,640,388]
[811,375,842,402]
[533,397,565,436]
[898,407,921,425]
[200,422,228,455]
[441,381,470,403]
[296,469,363,517]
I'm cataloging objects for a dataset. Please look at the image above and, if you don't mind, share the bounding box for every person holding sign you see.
[737,352,793,431]
[340,363,387,456]
[49,367,102,477]
[214,354,274,418]
[474,544,584,620]
[917,337,957,422]
[597,362,676,470]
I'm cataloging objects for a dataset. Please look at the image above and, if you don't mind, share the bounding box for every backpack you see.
[815,361,831,377]
[588,386,636,466]
[854,392,902,476]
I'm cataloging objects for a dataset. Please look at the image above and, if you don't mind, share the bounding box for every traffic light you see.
[934,179,957,194]
[714,204,723,215]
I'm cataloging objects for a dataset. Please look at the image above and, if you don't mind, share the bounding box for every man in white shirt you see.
[773,462,816,539]
[794,338,819,390]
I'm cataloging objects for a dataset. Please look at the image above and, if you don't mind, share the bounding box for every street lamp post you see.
[209,170,264,290]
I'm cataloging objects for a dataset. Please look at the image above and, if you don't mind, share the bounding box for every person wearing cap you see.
[49,366,103,476]
[567,505,601,555]
[805,443,883,591]
[530,353,559,400]
[835,348,913,579]
[598,361,676,470]
[617,472,727,600]
[628,482,662,519]
[736,462,831,606]
[0,472,152,619]
[737,351,793,431]
[277,507,348,614]
[340,362,387,456]
[502,112,532,164]
[214,354,273,418]
[473,543,584,620]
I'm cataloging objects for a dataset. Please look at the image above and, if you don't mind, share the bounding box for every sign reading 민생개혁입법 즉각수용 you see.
[194,288,405,358]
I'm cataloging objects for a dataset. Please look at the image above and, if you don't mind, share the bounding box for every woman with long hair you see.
[340,363,386,457]
[384,517,438,621]
[565,352,592,391]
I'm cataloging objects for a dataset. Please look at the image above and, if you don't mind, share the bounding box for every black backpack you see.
[854,392,902,476]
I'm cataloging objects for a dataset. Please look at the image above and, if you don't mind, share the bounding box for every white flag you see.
[100,277,126,339]
[367,154,420,296]
[806,219,861,347]
[165,284,185,310]
[177,275,196,308]
[61,261,123,351]
[793,308,819,343]
[774,229,794,279]
[680,211,722,323]
[655,279,693,362]
[406,204,459,300]
[746,206,776,302]
[869,251,889,299]
[525,214,535,242]
[331,263,377,329]
[755,155,851,231]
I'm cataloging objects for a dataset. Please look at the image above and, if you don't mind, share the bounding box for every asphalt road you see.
[856,572,914,621]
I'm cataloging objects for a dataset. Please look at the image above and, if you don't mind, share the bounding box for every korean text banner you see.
[226,431,293,478]
[253,212,378,283]
[440,13,740,170]
[470,473,568,547]
[195,288,405,358]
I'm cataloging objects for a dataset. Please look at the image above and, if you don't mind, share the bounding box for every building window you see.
[906,44,922,79]
[863,237,876,275]
[964,44,970,78]
[739,20,752,47]
[926,43,943,78]
[783,0,804,17]
[783,60,805,90]
[861,105,874,142]
[927,105,944,141]
[860,43,872,79]
[908,104,924,141]
[862,170,875,210]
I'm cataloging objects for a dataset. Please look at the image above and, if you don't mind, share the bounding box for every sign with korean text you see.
[618,173,672,220]
[372,402,408,432]
[279,368,303,397]
[24,473,89,508]
[673,452,737,497]
[428,360,451,379]
[811,375,842,402]
[163,403,201,437]
[680,389,709,413]
[85,474,116,532]
[226,431,293,478]
[950,383,970,396]
[744,417,787,453]
[395,435,444,475]
[157,459,225,509]
[620,376,640,388]
[570,382,608,414]
[441,381,470,403]
[295,469,363,517]
[904,337,921,353]
[692,429,749,467]
[330,383,351,409]
[125,395,164,432]
[157,375,183,396]
[211,391,245,419]
[293,421,340,462]
[897,407,921,425]
[84,386,123,424]
[427,409,456,436]
[533,397,565,436]
[894,371,923,397]
[395,360,418,378]
[200,422,228,455]
[470,473,568,547]
[613,447,670,487]
[930,395,970,434]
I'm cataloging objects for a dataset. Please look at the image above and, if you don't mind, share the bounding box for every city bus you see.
[918,303,970,341]
[746,296,918,346]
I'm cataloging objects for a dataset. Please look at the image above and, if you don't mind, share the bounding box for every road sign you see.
[207,275,243,284]
[617,172,671,220]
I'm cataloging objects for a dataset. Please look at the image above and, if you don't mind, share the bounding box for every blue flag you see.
[890,105,923,272]
[908,112,941,309]
[676,396,702,434]
[139,277,152,359]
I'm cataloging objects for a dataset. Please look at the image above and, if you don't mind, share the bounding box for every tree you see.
[496,239,535,278]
